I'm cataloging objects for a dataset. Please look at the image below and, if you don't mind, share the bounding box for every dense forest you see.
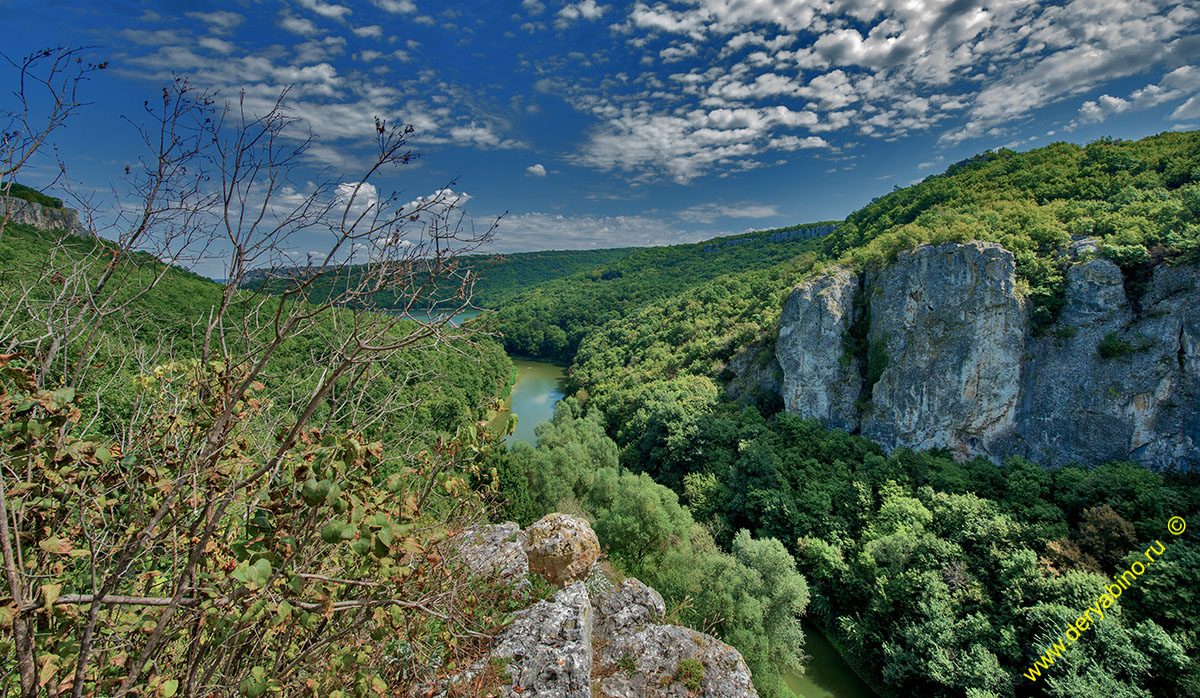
[486,222,837,361]
[487,130,1200,698]
[244,246,636,312]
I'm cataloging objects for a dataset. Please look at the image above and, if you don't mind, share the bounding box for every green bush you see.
[1097,331,1135,358]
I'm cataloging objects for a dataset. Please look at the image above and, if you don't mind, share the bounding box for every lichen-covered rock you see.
[591,581,757,698]
[490,582,593,698]
[775,241,1200,470]
[523,513,600,587]
[456,522,528,587]
[776,266,862,431]
[1,196,82,234]
[592,578,666,635]
[863,242,1027,458]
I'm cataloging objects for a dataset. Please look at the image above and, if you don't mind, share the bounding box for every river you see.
[501,358,567,446]
[399,308,481,325]
[504,356,878,698]
[787,619,879,698]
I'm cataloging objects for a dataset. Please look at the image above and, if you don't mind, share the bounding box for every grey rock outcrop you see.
[490,582,594,698]
[725,343,783,402]
[777,266,863,431]
[456,517,759,698]
[1017,260,1200,467]
[776,241,1200,469]
[591,579,757,698]
[456,521,529,588]
[1,196,82,234]
[862,242,1027,458]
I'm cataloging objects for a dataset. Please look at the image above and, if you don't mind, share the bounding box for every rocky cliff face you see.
[776,241,1199,470]
[776,266,862,432]
[451,514,759,698]
[2,196,82,234]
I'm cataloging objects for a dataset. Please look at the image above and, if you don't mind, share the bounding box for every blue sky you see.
[5,0,1200,275]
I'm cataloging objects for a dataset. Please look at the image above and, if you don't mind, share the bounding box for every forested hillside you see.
[0,222,512,446]
[490,222,836,361]
[494,130,1200,698]
[244,246,636,311]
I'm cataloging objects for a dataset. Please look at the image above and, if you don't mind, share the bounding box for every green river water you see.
[502,357,878,698]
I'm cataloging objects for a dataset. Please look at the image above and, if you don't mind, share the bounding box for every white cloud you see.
[556,0,609,29]
[523,0,546,15]
[575,105,831,183]
[1071,64,1200,128]
[1172,95,1200,121]
[335,181,380,224]
[526,163,547,177]
[198,36,235,54]
[185,10,244,32]
[402,189,471,218]
[352,24,383,38]
[489,211,711,251]
[297,0,352,20]
[373,0,417,12]
[279,13,318,36]
[570,0,1200,179]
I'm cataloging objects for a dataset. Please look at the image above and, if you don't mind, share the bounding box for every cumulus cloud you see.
[296,0,352,20]
[1072,65,1200,128]
[352,24,383,38]
[575,105,831,183]
[402,189,471,217]
[373,0,417,12]
[567,0,1200,178]
[526,163,547,177]
[185,10,244,32]
[335,181,381,223]
[556,0,608,28]
[279,13,319,36]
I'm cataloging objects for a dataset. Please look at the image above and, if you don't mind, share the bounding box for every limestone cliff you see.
[2,196,82,234]
[451,514,759,698]
[776,241,1199,470]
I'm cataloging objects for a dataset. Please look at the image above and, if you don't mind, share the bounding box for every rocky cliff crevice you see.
[776,240,1199,470]
[452,514,759,698]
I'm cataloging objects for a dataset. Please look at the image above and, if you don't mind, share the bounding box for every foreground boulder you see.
[523,513,600,586]
[454,515,758,698]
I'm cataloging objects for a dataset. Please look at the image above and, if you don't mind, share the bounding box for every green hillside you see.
[490,221,837,361]
[242,245,637,310]
[0,222,512,446]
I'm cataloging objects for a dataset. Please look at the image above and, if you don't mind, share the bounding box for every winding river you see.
[504,356,878,698]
